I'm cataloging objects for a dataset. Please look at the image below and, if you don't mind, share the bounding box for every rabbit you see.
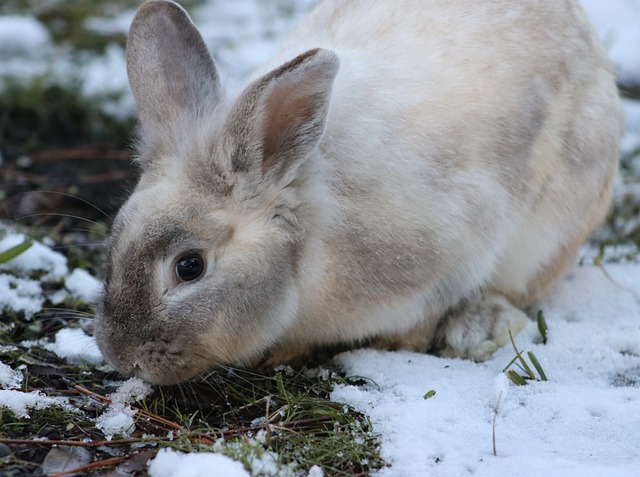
[94,0,623,385]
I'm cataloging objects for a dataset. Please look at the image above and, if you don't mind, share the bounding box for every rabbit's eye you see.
[175,254,204,282]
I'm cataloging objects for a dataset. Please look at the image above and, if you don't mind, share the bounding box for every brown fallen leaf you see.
[42,446,92,475]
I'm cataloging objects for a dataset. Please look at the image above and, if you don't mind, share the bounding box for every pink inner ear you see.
[261,83,318,173]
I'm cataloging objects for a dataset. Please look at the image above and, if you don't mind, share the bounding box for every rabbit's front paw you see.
[434,293,529,361]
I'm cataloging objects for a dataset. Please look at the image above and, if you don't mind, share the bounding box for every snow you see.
[0,360,23,389]
[0,16,51,80]
[43,328,103,366]
[78,43,134,118]
[148,448,250,477]
[622,100,640,157]
[0,232,68,280]
[0,389,68,418]
[65,268,102,303]
[0,274,44,317]
[307,465,324,477]
[0,1,639,476]
[331,264,640,477]
[95,402,137,440]
[0,228,102,317]
[109,377,153,404]
[0,0,315,115]
[146,441,316,477]
[193,0,316,90]
[95,377,152,440]
[0,16,49,54]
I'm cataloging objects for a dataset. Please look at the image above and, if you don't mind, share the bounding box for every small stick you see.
[492,391,503,457]
[47,456,130,477]
[72,384,185,432]
[0,437,169,447]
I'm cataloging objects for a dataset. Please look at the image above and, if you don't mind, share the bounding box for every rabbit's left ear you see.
[126,0,221,141]
[227,48,339,179]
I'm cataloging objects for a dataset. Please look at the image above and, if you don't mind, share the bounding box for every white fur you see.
[95,0,622,384]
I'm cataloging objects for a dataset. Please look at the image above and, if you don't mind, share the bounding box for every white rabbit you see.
[95,0,622,384]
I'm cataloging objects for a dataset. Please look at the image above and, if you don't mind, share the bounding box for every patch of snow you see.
[206,431,297,476]
[307,465,324,477]
[0,16,49,54]
[0,16,51,80]
[85,10,136,36]
[148,448,250,477]
[0,274,44,317]
[78,43,134,117]
[0,360,23,389]
[95,377,152,440]
[65,268,102,303]
[49,288,69,306]
[622,100,640,158]
[248,450,280,476]
[193,0,316,92]
[95,401,137,440]
[0,232,68,280]
[0,228,102,315]
[44,328,103,366]
[0,389,68,418]
[331,264,640,477]
[109,377,152,404]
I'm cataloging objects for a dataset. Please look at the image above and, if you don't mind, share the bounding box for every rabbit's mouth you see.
[94,313,213,385]
[106,337,219,386]
[128,338,204,385]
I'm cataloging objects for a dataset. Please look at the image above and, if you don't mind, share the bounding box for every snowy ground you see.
[1,1,640,476]
[333,264,640,477]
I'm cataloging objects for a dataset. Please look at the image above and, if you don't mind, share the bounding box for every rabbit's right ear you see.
[126,0,221,141]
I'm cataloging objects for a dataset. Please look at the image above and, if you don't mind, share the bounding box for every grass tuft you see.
[503,327,549,386]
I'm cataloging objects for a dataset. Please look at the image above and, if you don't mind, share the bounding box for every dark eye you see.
[175,254,204,282]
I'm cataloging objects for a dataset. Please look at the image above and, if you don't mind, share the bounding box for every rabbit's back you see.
[265,0,622,345]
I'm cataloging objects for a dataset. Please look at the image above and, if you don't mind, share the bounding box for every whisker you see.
[15,213,105,228]
[37,308,95,319]
[55,227,109,236]
[11,190,112,220]
[52,242,106,250]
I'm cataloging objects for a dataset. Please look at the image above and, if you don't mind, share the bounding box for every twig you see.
[47,456,130,477]
[0,437,169,447]
[594,258,640,305]
[72,384,185,433]
[492,391,503,457]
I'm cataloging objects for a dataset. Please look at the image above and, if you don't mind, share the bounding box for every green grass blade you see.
[508,328,536,380]
[501,354,520,373]
[507,370,528,386]
[0,240,33,264]
[423,389,436,400]
[527,351,548,381]
[274,371,293,402]
[537,310,548,345]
